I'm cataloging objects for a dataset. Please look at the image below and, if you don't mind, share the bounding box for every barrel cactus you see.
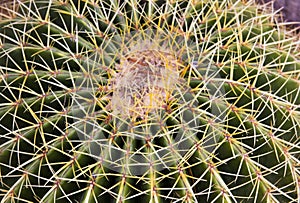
[0,0,299,202]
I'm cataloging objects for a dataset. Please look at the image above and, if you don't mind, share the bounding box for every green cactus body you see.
[0,0,299,202]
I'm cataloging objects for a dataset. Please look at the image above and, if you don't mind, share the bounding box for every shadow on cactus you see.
[0,0,299,202]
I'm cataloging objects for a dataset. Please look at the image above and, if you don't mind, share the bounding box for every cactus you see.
[0,0,299,202]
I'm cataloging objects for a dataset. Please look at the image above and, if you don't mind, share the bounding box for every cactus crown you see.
[109,31,183,119]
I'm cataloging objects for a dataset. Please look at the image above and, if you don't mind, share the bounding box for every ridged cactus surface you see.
[0,0,299,202]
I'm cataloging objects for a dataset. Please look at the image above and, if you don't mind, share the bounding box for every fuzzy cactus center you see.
[110,49,181,119]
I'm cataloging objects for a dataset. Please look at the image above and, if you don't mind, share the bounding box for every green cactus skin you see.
[0,0,299,202]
